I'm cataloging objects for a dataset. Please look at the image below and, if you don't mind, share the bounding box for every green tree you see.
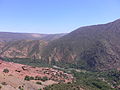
[24,75,30,81]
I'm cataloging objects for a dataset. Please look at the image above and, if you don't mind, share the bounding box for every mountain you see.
[42,19,120,71]
[1,19,120,71]
[0,40,47,59]
[0,32,65,59]
[0,32,66,41]
[1,19,120,90]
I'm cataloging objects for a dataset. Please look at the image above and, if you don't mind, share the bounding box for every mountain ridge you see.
[41,19,120,71]
[1,19,120,71]
[0,32,66,42]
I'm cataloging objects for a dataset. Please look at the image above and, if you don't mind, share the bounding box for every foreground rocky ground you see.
[0,59,73,90]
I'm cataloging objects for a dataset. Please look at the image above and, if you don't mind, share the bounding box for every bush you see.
[36,82,42,85]
[29,76,34,80]
[18,86,24,90]
[41,76,48,82]
[38,89,42,90]
[3,68,9,73]
[24,75,30,81]
[1,82,7,85]
[35,76,48,81]
[24,76,35,81]
[0,85,2,89]
[35,76,41,80]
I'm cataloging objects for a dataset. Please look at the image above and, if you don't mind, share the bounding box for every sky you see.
[0,0,120,34]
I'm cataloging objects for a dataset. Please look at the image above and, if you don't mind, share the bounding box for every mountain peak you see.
[112,18,120,23]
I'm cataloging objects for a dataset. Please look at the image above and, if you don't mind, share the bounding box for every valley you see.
[0,19,120,90]
[1,58,120,90]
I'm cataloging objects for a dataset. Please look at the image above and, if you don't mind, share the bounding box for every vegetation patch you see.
[44,70,116,90]
[36,82,42,85]
[3,68,9,73]
[24,75,48,82]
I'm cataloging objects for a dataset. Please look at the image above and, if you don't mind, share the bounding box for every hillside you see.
[1,19,120,71]
[42,19,120,71]
[0,40,47,59]
[0,32,65,59]
[0,59,73,90]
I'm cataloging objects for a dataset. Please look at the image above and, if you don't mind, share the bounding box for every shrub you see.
[18,86,24,90]
[0,85,2,89]
[1,82,7,85]
[24,75,30,81]
[35,76,41,80]
[3,68,9,73]
[24,76,35,81]
[29,76,34,80]
[38,89,42,90]
[67,82,71,84]
[36,82,42,85]
[41,76,48,82]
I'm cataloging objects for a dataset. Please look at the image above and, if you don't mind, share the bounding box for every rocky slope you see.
[0,59,73,90]
[42,19,120,71]
[0,40,47,59]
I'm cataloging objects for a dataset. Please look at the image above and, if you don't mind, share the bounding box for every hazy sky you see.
[0,0,120,34]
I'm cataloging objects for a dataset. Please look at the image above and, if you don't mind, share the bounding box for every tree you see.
[3,68,9,73]
[41,76,48,82]
[24,76,30,81]
[36,82,42,85]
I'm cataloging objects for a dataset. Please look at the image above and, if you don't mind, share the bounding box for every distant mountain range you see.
[0,32,66,41]
[0,32,66,59]
[1,19,120,71]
